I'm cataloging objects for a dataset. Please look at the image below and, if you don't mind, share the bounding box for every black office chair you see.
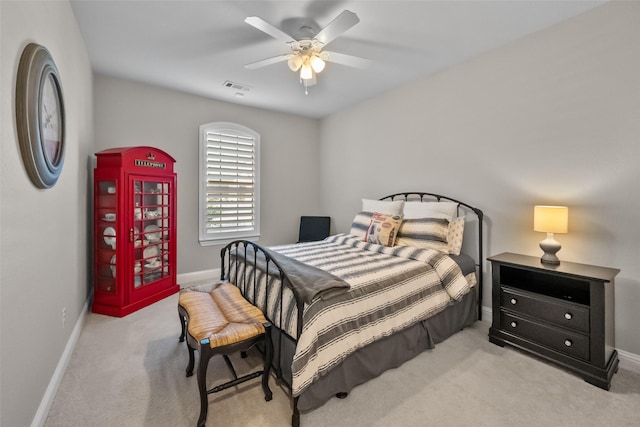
[298,216,331,243]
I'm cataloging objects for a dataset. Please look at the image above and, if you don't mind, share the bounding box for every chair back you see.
[298,216,330,242]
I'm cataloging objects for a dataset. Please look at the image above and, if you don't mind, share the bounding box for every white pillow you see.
[403,201,458,220]
[361,199,405,216]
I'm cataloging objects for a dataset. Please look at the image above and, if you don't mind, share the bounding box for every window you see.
[199,122,260,245]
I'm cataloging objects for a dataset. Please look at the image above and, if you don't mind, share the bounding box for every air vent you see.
[223,80,251,92]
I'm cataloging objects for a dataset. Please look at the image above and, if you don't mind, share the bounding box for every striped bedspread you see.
[230,234,473,397]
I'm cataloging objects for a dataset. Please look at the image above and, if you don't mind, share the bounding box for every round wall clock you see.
[16,43,66,189]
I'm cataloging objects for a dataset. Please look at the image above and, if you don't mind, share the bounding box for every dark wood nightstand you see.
[488,252,619,390]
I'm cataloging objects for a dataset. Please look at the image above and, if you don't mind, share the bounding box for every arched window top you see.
[200,122,259,141]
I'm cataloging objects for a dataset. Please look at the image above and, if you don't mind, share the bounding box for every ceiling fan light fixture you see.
[287,55,303,72]
[300,63,313,80]
[243,10,368,94]
[310,55,325,73]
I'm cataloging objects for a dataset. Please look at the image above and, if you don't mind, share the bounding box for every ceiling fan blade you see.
[244,54,290,70]
[245,16,296,44]
[315,10,360,46]
[323,51,372,69]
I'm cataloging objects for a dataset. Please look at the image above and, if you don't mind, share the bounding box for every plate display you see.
[144,224,161,242]
[145,260,162,269]
[104,227,116,249]
[143,245,159,260]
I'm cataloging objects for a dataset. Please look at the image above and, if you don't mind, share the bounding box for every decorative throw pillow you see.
[364,213,403,247]
[349,211,374,239]
[403,201,458,220]
[396,217,450,253]
[448,216,465,255]
[361,199,405,216]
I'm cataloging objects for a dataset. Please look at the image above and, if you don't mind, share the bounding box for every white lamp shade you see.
[310,55,325,73]
[300,63,313,80]
[288,56,303,71]
[534,205,568,234]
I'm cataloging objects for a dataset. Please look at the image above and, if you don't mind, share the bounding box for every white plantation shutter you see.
[199,122,260,244]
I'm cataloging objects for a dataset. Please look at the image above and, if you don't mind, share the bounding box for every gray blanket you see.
[231,245,350,304]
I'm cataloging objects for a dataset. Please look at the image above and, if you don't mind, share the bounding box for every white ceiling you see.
[70,0,605,119]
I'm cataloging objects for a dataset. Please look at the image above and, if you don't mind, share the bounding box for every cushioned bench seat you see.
[178,281,273,427]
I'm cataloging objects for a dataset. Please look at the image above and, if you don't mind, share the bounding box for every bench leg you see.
[197,345,212,427]
[178,305,196,377]
[262,323,274,401]
[186,342,195,377]
[178,313,186,342]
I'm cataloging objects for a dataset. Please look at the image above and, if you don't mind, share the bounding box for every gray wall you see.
[93,75,322,274]
[0,1,94,426]
[319,2,640,356]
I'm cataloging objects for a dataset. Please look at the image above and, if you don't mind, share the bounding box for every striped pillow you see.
[350,211,373,239]
[396,217,450,253]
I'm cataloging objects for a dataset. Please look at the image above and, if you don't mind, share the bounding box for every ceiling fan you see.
[244,10,371,94]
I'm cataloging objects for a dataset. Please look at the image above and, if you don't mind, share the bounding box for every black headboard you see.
[379,192,484,320]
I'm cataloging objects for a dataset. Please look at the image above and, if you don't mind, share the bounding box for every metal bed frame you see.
[220,192,484,427]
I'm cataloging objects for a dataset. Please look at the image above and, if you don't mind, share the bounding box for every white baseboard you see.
[481,305,492,323]
[31,298,90,427]
[618,348,640,374]
[177,268,220,287]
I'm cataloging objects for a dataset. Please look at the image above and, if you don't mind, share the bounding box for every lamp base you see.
[540,233,561,265]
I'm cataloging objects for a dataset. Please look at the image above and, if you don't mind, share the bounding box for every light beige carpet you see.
[45,292,640,426]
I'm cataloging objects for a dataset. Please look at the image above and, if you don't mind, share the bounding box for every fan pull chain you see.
[300,78,309,95]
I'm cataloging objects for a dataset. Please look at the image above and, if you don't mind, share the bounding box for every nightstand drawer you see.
[501,286,589,333]
[501,311,589,360]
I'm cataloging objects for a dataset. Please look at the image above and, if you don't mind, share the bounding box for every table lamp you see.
[534,205,568,265]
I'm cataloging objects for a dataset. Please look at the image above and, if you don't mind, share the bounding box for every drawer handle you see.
[510,298,517,305]
[510,321,517,328]
[564,312,573,320]
[564,339,572,347]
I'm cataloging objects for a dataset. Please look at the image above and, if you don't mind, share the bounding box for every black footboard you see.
[220,240,303,426]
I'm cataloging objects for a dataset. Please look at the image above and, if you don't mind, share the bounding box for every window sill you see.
[199,235,260,247]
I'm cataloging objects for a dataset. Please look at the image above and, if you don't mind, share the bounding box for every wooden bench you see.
[178,281,273,427]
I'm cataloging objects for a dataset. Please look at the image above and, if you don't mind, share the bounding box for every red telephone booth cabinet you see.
[93,146,179,317]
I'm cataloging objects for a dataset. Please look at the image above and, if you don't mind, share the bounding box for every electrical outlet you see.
[62,307,66,328]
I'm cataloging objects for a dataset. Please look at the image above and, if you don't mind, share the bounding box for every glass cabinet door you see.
[95,180,118,294]
[131,178,172,288]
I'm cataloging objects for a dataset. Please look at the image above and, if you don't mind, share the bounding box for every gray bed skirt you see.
[272,285,479,412]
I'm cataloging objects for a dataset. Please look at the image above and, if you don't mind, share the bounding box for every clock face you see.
[40,72,63,166]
